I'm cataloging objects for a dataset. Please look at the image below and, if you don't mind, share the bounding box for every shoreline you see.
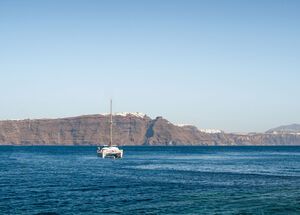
[1,144,300,147]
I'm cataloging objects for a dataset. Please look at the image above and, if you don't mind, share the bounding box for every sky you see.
[0,0,300,133]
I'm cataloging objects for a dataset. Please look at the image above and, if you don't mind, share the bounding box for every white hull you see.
[97,146,123,159]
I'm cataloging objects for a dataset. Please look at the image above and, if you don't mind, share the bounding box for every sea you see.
[0,146,299,215]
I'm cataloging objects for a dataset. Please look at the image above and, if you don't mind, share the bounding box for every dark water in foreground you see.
[0,146,300,214]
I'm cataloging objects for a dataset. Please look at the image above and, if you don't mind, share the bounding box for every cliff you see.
[0,114,300,145]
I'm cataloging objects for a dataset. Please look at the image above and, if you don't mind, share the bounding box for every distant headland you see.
[0,113,299,146]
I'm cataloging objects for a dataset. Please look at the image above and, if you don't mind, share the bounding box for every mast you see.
[109,99,113,147]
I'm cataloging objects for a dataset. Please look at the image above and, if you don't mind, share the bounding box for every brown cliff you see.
[0,114,300,145]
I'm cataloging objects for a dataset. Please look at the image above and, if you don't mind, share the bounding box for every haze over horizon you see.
[1,0,300,133]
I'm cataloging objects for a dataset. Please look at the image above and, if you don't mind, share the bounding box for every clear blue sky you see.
[0,0,299,132]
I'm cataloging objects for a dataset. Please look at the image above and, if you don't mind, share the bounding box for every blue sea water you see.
[0,146,300,215]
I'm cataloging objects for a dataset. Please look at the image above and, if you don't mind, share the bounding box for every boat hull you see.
[97,147,123,159]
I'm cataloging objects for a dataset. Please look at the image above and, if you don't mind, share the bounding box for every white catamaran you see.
[97,100,123,158]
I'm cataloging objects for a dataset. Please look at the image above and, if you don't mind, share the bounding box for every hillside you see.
[0,114,300,145]
[266,124,300,134]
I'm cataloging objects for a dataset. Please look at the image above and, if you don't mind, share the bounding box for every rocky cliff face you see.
[0,114,300,145]
[0,114,150,145]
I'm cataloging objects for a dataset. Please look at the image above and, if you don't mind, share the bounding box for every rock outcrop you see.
[0,114,300,145]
